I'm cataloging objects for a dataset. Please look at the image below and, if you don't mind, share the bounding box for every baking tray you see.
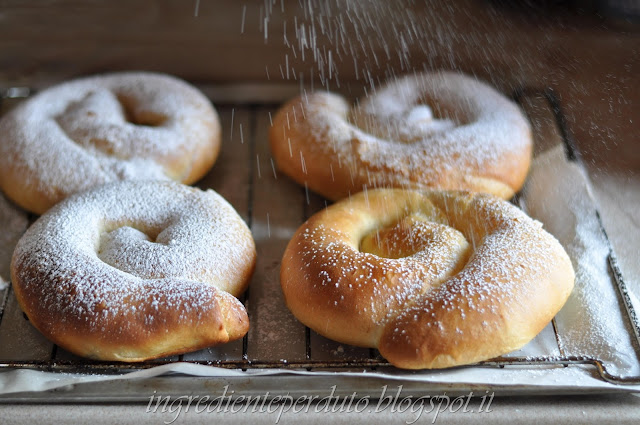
[0,83,639,402]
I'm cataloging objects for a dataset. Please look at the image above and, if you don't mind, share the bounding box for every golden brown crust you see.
[11,181,255,362]
[270,72,532,201]
[12,268,250,362]
[0,72,221,215]
[280,189,574,369]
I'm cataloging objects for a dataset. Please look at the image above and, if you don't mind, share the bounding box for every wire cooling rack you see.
[0,83,639,399]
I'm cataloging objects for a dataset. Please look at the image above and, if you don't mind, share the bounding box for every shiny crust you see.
[280,189,574,369]
[0,72,220,214]
[11,181,256,362]
[270,72,532,201]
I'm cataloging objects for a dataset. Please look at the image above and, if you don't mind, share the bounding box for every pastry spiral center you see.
[350,102,457,144]
[116,93,168,127]
[97,224,172,279]
[360,213,471,277]
[56,90,167,132]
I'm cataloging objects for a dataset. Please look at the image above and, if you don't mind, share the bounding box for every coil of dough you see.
[270,71,532,201]
[11,181,256,361]
[280,189,574,369]
[0,72,221,214]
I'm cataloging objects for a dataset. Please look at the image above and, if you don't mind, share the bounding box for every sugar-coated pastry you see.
[0,72,220,214]
[280,189,574,369]
[11,181,256,361]
[270,72,532,201]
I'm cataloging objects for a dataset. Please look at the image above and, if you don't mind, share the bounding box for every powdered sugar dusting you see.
[0,192,29,289]
[525,146,640,376]
[284,189,572,360]
[350,72,530,177]
[12,181,255,338]
[0,72,219,213]
[274,72,531,198]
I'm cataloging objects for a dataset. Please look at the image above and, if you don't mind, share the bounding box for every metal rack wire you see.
[1,85,639,388]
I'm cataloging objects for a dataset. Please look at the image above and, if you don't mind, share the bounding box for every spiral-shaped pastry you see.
[270,72,532,200]
[0,72,220,214]
[280,189,574,369]
[11,181,256,361]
